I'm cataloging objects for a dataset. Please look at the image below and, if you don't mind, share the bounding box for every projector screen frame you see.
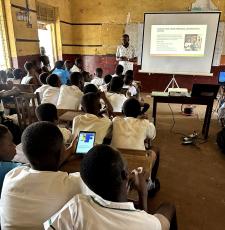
[140,11,221,76]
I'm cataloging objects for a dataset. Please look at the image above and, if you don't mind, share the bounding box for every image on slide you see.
[150,25,207,57]
[184,34,202,51]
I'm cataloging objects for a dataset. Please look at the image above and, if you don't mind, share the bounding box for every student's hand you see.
[67,136,78,156]
[120,56,128,61]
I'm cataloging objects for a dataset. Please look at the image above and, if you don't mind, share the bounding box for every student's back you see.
[1,122,90,230]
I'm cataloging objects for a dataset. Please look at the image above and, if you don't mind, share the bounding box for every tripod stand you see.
[164,75,180,92]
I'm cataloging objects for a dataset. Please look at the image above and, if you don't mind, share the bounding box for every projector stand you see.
[164,75,180,92]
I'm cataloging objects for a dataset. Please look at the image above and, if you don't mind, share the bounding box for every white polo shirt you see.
[70,65,81,73]
[34,84,50,100]
[116,45,136,74]
[72,114,111,144]
[57,85,83,110]
[41,86,60,106]
[0,166,91,230]
[21,75,33,84]
[91,77,104,87]
[111,117,156,150]
[44,194,162,230]
[106,92,127,113]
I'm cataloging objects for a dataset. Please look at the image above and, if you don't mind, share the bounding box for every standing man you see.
[116,34,137,74]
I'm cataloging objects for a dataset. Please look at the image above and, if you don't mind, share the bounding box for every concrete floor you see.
[143,94,225,230]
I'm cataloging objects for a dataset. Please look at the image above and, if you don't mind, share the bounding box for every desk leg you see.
[202,102,213,139]
[202,106,209,136]
[152,98,157,126]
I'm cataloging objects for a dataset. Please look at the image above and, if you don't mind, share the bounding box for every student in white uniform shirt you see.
[34,72,50,100]
[44,145,177,230]
[57,72,84,110]
[91,67,104,87]
[116,34,137,74]
[70,58,83,73]
[99,74,112,92]
[72,92,113,145]
[1,122,91,230]
[21,61,39,85]
[112,64,124,78]
[41,74,61,106]
[106,76,127,112]
[123,70,138,97]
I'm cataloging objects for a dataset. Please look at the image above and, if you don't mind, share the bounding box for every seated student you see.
[71,58,83,73]
[41,74,61,106]
[44,145,176,230]
[1,122,91,230]
[36,103,72,143]
[0,125,21,193]
[83,83,98,94]
[64,60,73,73]
[52,60,70,85]
[111,98,155,150]
[57,72,84,110]
[34,72,50,100]
[112,64,124,78]
[82,71,92,86]
[72,92,112,144]
[99,74,112,92]
[91,68,104,87]
[123,70,138,97]
[21,61,39,85]
[12,68,24,84]
[106,76,127,112]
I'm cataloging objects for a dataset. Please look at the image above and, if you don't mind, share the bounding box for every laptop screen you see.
[218,71,225,84]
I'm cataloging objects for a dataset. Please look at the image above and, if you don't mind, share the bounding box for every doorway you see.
[38,22,56,69]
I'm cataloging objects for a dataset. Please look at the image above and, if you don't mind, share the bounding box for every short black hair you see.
[46,74,59,87]
[109,76,124,93]
[75,58,82,65]
[96,68,103,74]
[70,72,82,86]
[55,61,64,69]
[83,84,98,94]
[81,92,100,113]
[115,65,124,75]
[13,69,23,80]
[123,34,129,38]
[80,144,125,201]
[122,98,141,118]
[217,128,225,153]
[22,122,63,171]
[124,70,133,85]
[0,124,9,141]
[24,61,34,72]
[35,103,58,123]
[39,72,49,85]
[104,74,112,84]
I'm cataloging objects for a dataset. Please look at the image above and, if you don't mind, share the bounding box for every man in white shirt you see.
[42,74,61,106]
[99,74,112,92]
[34,72,50,100]
[0,122,91,230]
[44,145,177,230]
[116,34,137,74]
[57,72,84,110]
[21,61,39,85]
[72,92,113,144]
[91,68,104,87]
[71,58,83,73]
[106,76,127,112]
[112,64,124,78]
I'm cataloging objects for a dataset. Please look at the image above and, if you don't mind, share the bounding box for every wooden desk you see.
[152,95,215,139]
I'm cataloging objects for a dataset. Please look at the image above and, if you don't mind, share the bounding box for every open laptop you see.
[191,83,220,99]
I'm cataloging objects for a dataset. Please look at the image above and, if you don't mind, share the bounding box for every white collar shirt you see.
[111,117,156,150]
[106,92,127,113]
[34,85,50,100]
[91,77,104,87]
[44,194,162,230]
[41,86,60,106]
[57,85,83,110]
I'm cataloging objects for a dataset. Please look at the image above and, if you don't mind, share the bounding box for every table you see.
[152,93,215,139]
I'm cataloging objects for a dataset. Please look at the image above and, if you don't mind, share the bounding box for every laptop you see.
[191,83,220,99]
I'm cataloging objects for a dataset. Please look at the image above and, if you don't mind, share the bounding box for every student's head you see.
[83,84,98,94]
[70,72,84,89]
[82,71,91,82]
[64,60,73,71]
[40,46,46,55]
[6,68,14,79]
[41,66,49,73]
[104,74,112,84]
[0,125,16,161]
[124,70,133,86]
[80,145,128,202]
[55,61,64,69]
[122,34,129,46]
[13,69,24,80]
[46,74,61,87]
[109,76,124,93]
[81,92,101,115]
[95,68,103,78]
[22,122,64,171]
[35,103,58,124]
[122,98,141,118]
[39,72,49,85]
[0,70,7,83]
[24,61,35,74]
[31,60,41,72]
[75,58,82,69]
[115,64,124,76]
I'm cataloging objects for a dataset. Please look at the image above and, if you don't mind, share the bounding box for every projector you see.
[168,88,189,96]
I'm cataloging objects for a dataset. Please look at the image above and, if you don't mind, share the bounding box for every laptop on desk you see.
[191,84,220,99]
